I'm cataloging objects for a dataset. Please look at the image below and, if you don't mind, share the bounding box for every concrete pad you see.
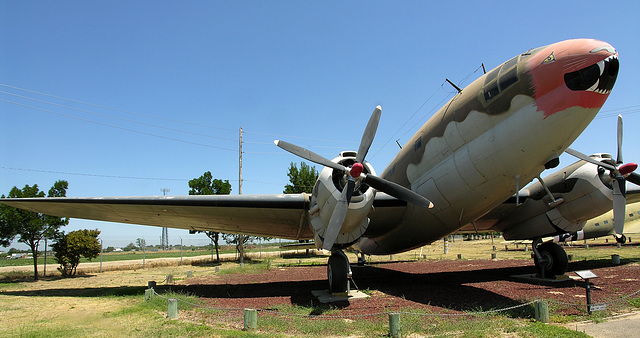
[311,289,369,303]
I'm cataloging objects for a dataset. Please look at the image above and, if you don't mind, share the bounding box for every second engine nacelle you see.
[308,151,376,249]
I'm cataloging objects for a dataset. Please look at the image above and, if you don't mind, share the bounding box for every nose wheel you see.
[532,238,568,279]
[327,250,351,293]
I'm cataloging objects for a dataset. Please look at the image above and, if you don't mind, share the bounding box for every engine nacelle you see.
[308,151,376,249]
[502,155,615,240]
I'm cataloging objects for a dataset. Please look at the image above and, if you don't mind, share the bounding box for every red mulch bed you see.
[165,257,640,319]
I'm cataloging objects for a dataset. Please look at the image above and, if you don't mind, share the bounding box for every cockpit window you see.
[503,56,518,71]
[483,55,519,102]
[499,67,518,91]
[484,67,500,85]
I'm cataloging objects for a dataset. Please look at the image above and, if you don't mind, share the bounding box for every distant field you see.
[0,244,286,268]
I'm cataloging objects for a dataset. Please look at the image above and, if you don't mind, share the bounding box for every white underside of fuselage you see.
[356,94,602,254]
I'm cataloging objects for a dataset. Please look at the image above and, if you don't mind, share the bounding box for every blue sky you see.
[2,1,639,249]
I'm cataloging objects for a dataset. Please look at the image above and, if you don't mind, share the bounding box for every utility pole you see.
[161,188,170,250]
[238,127,245,264]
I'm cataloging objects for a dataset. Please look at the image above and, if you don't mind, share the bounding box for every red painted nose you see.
[620,163,638,176]
[350,162,364,178]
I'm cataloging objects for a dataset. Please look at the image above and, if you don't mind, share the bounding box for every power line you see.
[0,99,237,152]
[0,90,238,142]
[0,83,238,133]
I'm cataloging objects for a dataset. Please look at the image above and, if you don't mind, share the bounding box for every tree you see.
[136,238,146,251]
[188,171,231,263]
[283,162,319,194]
[0,180,69,280]
[188,171,231,195]
[122,242,137,252]
[52,229,101,277]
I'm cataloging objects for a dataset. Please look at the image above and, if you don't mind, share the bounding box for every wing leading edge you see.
[0,194,314,240]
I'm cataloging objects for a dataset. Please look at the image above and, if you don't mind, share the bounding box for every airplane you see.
[0,38,623,292]
[552,200,640,245]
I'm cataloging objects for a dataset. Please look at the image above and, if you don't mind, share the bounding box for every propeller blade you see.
[356,106,382,163]
[566,148,617,171]
[363,174,434,208]
[322,179,355,250]
[627,172,640,186]
[617,114,623,164]
[613,176,626,235]
[274,140,347,172]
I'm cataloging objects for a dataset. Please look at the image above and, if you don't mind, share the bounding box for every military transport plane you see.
[553,200,640,245]
[1,39,622,292]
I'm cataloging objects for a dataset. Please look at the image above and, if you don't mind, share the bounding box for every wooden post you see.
[491,253,497,259]
[389,312,401,338]
[534,301,549,322]
[243,308,257,330]
[167,299,178,319]
[145,288,153,301]
[187,270,193,278]
[612,254,620,265]
[166,275,173,284]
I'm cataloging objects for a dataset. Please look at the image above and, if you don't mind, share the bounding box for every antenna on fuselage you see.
[481,63,486,74]
[445,78,462,94]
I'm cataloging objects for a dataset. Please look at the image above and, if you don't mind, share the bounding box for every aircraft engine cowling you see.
[308,151,376,249]
[502,155,621,240]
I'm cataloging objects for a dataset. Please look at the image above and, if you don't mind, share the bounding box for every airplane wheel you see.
[328,252,349,293]
[616,235,627,244]
[534,242,568,277]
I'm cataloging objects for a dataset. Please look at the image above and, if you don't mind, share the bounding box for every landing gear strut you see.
[327,250,351,293]
[532,238,568,279]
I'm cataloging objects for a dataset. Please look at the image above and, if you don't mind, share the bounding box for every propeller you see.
[275,105,433,250]
[566,115,638,235]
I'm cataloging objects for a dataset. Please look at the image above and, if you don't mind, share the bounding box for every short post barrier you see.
[145,288,154,301]
[166,275,173,284]
[568,254,573,261]
[243,308,257,331]
[534,300,549,323]
[389,312,401,338]
[186,270,193,278]
[612,254,620,265]
[491,253,497,259]
[167,299,178,319]
[457,254,462,260]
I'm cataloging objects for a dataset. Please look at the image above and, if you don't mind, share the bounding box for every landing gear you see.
[532,239,568,278]
[615,234,627,244]
[327,250,351,293]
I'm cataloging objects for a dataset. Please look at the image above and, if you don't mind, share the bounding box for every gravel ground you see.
[170,257,640,318]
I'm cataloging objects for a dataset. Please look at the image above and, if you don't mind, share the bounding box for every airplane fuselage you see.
[355,39,619,254]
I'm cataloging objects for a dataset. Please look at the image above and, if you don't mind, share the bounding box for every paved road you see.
[574,312,640,337]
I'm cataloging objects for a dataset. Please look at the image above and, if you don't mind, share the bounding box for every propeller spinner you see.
[275,106,433,250]
[566,115,639,235]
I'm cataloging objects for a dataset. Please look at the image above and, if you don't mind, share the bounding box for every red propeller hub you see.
[350,162,364,178]
[619,162,638,176]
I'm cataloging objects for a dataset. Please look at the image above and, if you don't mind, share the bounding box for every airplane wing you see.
[0,194,314,240]
[0,193,409,241]
[456,187,640,235]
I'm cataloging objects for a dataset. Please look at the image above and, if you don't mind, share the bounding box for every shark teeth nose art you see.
[565,55,619,95]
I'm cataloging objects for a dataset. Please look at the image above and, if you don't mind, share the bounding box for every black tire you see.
[328,253,348,293]
[534,242,568,277]
[616,235,627,244]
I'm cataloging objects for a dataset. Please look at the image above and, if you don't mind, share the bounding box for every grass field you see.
[1,238,639,337]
